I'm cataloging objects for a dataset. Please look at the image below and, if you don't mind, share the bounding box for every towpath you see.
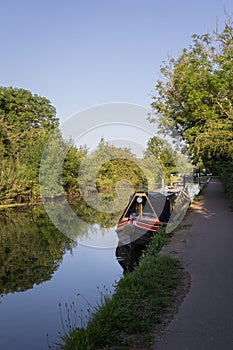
[153,178,233,350]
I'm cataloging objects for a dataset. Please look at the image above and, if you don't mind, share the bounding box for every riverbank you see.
[56,231,181,350]
[56,184,210,349]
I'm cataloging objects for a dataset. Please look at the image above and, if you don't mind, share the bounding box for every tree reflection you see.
[0,198,121,295]
[71,196,121,229]
[0,205,75,295]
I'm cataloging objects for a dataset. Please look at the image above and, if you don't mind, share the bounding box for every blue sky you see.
[1,0,233,122]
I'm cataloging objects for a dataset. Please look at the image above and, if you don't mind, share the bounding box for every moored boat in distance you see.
[116,187,190,247]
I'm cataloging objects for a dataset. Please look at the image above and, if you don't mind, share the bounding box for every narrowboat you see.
[116,189,189,246]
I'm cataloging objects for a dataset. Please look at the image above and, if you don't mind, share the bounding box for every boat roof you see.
[129,190,177,201]
[119,190,177,222]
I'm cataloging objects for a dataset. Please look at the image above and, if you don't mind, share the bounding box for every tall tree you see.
[149,15,233,171]
[0,87,58,159]
[145,136,176,178]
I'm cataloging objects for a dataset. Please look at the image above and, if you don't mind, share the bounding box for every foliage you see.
[78,139,148,194]
[0,87,58,203]
[78,137,177,195]
[62,145,87,195]
[57,231,180,350]
[144,136,194,184]
[0,86,58,159]
[0,86,193,203]
[0,86,87,204]
[0,159,32,203]
[217,160,233,205]
[144,136,177,182]
[39,129,70,198]
[150,15,233,171]
[149,14,233,202]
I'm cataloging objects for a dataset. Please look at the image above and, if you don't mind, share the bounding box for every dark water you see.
[0,203,123,350]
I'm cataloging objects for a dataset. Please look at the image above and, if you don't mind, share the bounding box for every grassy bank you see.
[57,231,180,350]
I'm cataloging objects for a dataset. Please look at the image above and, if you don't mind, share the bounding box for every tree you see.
[0,87,58,159]
[150,15,233,171]
[0,87,58,130]
[144,136,177,181]
[0,87,60,203]
[78,139,148,194]
[0,87,91,203]
[62,144,88,195]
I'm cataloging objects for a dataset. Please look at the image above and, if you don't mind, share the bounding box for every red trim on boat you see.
[118,219,127,224]
[135,221,160,231]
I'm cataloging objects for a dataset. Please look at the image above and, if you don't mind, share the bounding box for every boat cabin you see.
[119,190,176,224]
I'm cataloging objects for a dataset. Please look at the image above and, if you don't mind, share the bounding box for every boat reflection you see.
[115,242,145,274]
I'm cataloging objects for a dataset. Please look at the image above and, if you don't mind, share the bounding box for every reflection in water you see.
[0,200,123,350]
[71,196,121,232]
[0,199,121,295]
[115,243,145,274]
[0,206,75,295]
[42,196,122,242]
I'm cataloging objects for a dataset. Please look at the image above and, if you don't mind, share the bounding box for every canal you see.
[0,202,123,350]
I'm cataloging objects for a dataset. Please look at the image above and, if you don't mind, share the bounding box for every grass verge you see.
[56,231,180,350]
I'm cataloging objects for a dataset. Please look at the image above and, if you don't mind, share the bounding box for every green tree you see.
[144,136,177,181]
[0,87,60,203]
[0,87,89,203]
[0,159,32,203]
[62,144,88,196]
[39,129,69,198]
[0,87,58,159]
[150,15,233,170]
[78,139,148,194]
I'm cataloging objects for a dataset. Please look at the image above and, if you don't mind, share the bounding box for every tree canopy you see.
[0,86,195,205]
[150,15,233,172]
[0,87,58,159]
[144,136,177,180]
[0,87,88,204]
[78,138,148,195]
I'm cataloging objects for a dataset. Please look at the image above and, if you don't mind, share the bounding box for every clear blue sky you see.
[1,0,233,121]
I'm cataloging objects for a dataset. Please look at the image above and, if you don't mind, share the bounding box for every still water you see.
[0,202,123,350]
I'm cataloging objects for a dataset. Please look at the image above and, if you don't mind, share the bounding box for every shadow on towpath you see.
[153,178,233,350]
